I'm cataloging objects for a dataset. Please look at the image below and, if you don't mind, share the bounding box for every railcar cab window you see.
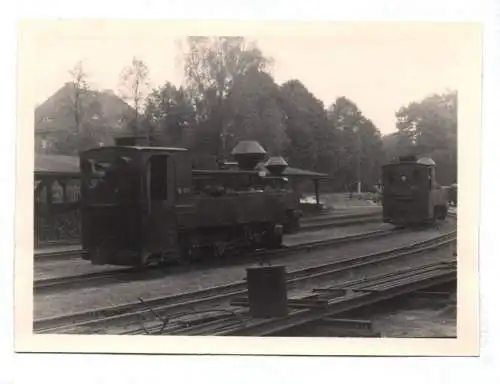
[148,155,168,201]
[384,166,422,190]
[412,169,422,184]
[81,154,132,204]
[428,168,434,190]
[385,170,395,186]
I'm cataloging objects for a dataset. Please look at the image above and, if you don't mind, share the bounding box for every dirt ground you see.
[367,291,457,338]
[370,304,456,338]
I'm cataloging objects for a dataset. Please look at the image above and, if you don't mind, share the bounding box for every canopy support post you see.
[314,179,320,206]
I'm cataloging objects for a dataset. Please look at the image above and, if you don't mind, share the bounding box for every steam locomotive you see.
[79,137,301,267]
[381,155,449,226]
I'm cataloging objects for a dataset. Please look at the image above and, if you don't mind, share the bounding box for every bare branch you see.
[120,58,150,106]
[119,56,151,134]
[68,60,89,131]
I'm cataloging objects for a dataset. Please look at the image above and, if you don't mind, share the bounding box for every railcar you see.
[79,138,301,267]
[381,155,448,226]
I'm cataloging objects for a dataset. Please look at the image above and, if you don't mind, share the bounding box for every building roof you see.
[35,83,135,135]
[35,154,80,174]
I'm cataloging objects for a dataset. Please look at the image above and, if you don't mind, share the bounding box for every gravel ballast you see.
[34,220,456,320]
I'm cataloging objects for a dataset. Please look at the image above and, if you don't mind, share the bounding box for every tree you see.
[278,80,335,172]
[67,60,89,132]
[180,36,273,157]
[144,82,195,146]
[327,97,385,190]
[327,97,362,188]
[279,80,318,170]
[46,61,107,155]
[396,91,457,151]
[225,69,288,156]
[381,131,415,163]
[356,118,385,188]
[119,56,151,134]
[395,91,457,184]
[52,88,105,155]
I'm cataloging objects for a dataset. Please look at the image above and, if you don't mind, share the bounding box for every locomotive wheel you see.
[272,232,283,249]
[284,211,300,234]
[441,205,448,219]
[285,217,300,234]
[144,253,161,267]
[264,224,283,249]
[178,233,196,265]
[212,242,227,260]
[434,205,447,221]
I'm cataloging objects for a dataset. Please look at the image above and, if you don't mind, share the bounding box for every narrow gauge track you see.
[33,210,382,262]
[34,229,456,334]
[34,226,397,294]
[34,247,84,262]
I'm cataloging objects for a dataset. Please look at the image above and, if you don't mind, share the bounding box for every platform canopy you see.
[35,154,80,175]
[34,153,331,205]
[255,162,330,206]
[254,160,329,179]
[279,167,329,179]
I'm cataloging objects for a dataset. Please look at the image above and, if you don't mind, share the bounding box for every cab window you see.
[149,155,168,201]
[80,154,133,204]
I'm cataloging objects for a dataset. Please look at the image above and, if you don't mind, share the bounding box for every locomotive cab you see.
[80,144,190,266]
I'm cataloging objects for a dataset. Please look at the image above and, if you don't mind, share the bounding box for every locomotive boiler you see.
[381,155,448,226]
[79,138,301,267]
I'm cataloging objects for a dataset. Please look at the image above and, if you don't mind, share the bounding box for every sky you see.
[28,22,471,135]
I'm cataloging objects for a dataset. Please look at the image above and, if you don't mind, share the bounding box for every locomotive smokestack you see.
[231,141,268,170]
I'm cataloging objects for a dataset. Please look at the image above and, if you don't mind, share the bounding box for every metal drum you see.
[246,265,288,318]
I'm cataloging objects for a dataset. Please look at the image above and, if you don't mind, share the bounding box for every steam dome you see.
[231,141,268,170]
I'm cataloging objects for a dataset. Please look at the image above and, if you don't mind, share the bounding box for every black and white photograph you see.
[14,20,481,355]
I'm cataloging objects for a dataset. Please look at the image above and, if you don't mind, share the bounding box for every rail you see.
[34,230,455,334]
[34,225,398,293]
